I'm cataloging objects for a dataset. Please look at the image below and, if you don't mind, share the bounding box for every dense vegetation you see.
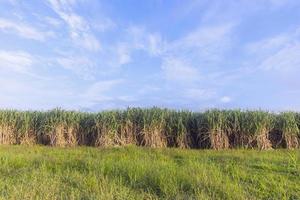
[0,146,299,200]
[0,108,299,149]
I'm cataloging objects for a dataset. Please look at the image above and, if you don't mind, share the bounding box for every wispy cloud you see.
[246,27,300,72]
[80,79,124,107]
[0,18,54,41]
[167,23,234,62]
[161,57,199,82]
[44,16,62,27]
[0,50,58,80]
[185,88,216,100]
[71,32,101,52]
[56,56,97,80]
[0,81,81,110]
[115,43,131,65]
[0,50,33,73]
[245,30,297,56]
[121,23,234,84]
[92,18,116,32]
[156,23,234,85]
[111,26,165,66]
[259,43,300,71]
[126,27,164,56]
[220,96,232,103]
[47,0,101,51]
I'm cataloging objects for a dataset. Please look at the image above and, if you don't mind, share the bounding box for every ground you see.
[0,146,299,200]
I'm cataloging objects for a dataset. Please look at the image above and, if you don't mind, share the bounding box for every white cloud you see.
[60,12,87,31]
[45,16,62,27]
[185,88,216,100]
[259,43,300,71]
[157,24,234,84]
[0,77,42,109]
[119,24,234,84]
[0,50,33,73]
[57,56,96,80]
[117,95,137,102]
[0,18,54,41]
[86,80,123,97]
[147,33,164,56]
[81,79,123,106]
[161,57,199,81]
[220,96,231,103]
[92,18,116,32]
[115,23,235,103]
[122,26,165,60]
[116,43,131,65]
[47,0,101,51]
[245,27,300,56]
[71,32,100,51]
[138,85,161,95]
[246,27,300,72]
[168,23,234,62]
[246,35,289,55]
[173,24,233,49]
[0,68,79,110]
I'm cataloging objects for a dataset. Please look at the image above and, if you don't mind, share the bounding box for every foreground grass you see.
[0,146,299,200]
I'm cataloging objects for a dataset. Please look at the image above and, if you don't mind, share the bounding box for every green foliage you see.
[276,112,300,148]
[0,108,299,149]
[277,112,299,136]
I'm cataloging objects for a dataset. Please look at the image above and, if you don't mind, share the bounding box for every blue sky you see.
[0,0,300,111]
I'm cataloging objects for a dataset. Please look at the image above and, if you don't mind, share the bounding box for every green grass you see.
[0,146,299,200]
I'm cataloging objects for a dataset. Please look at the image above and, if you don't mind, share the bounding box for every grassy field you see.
[0,146,299,200]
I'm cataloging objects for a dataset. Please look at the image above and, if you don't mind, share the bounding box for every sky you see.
[0,0,300,111]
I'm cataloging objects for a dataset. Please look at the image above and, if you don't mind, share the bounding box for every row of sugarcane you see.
[0,108,299,149]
